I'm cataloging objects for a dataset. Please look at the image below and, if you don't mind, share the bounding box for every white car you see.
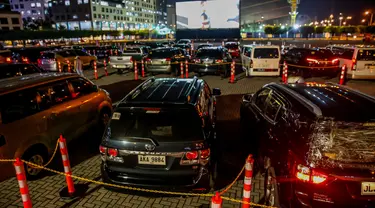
[241,45,281,77]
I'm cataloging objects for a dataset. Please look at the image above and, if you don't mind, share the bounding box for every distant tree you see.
[324,26,339,37]
[299,26,314,38]
[264,26,273,35]
[315,26,325,34]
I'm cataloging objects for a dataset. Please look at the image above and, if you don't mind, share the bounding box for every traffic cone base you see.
[59,184,89,200]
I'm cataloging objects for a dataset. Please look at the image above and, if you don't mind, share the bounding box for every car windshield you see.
[357,49,375,61]
[253,48,279,59]
[41,52,55,59]
[225,44,238,49]
[306,50,335,59]
[0,64,41,79]
[109,109,204,142]
[196,49,222,59]
[149,50,173,58]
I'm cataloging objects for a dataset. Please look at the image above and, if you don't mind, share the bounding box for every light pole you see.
[365,11,374,26]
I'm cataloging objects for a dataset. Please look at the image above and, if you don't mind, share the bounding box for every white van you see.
[241,45,281,76]
[326,45,375,79]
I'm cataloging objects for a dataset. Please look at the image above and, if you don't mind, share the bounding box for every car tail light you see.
[200,149,210,159]
[307,58,319,63]
[99,145,107,154]
[22,57,29,63]
[6,57,11,62]
[186,151,198,160]
[351,58,356,71]
[165,57,171,62]
[215,59,223,63]
[130,56,133,63]
[331,58,339,64]
[108,148,118,157]
[296,164,327,184]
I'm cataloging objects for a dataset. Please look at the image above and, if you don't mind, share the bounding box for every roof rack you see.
[117,77,155,106]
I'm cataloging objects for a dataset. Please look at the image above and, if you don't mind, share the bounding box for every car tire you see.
[117,69,124,74]
[22,146,48,180]
[263,157,281,207]
[99,108,112,128]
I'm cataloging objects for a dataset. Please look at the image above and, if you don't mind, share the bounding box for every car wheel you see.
[117,68,124,74]
[22,146,48,180]
[264,157,281,207]
[99,108,112,128]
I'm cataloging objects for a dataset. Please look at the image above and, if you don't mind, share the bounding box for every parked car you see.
[100,77,221,192]
[224,42,240,58]
[161,41,175,47]
[145,47,190,75]
[10,47,52,64]
[174,43,192,55]
[283,48,340,77]
[0,63,43,79]
[176,39,192,46]
[109,46,149,74]
[83,46,119,62]
[192,46,232,77]
[326,45,375,79]
[240,82,375,207]
[241,45,281,77]
[0,73,112,180]
[38,49,97,72]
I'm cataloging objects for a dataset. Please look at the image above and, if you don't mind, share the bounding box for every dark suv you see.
[283,48,340,77]
[192,47,232,77]
[100,77,221,192]
[240,82,375,207]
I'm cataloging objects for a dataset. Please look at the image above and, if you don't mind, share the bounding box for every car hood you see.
[307,119,375,169]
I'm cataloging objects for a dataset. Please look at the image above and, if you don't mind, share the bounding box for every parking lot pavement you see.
[1,72,374,208]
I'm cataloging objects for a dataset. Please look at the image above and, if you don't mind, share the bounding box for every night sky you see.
[168,0,375,23]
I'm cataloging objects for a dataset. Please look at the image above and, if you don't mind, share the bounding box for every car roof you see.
[242,45,279,48]
[118,77,203,107]
[0,73,80,95]
[225,42,238,45]
[271,82,375,121]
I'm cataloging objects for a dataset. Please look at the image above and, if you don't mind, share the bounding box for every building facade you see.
[155,0,166,25]
[9,0,50,20]
[166,3,174,28]
[0,11,23,30]
[52,0,158,30]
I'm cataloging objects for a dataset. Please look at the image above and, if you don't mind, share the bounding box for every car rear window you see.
[225,44,238,49]
[253,48,279,59]
[149,50,173,58]
[196,49,222,59]
[123,48,141,53]
[307,50,335,59]
[0,64,41,79]
[57,50,76,57]
[357,49,375,61]
[109,109,204,142]
[41,52,55,59]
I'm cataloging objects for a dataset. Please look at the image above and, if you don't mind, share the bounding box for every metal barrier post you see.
[134,60,138,80]
[94,61,98,80]
[14,158,32,208]
[242,155,254,208]
[103,59,108,76]
[180,62,184,78]
[211,192,222,208]
[229,60,235,83]
[185,60,189,78]
[339,64,347,85]
[93,50,96,56]
[67,60,71,73]
[141,60,145,77]
[58,61,62,73]
[58,135,88,199]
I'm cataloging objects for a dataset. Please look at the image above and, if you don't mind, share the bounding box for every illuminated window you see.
[83,0,88,3]
[64,0,70,5]
[77,0,82,4]
[36,2,41,7]
[30,3,35,7]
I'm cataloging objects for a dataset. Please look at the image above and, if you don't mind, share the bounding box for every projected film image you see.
[176,0,240,29]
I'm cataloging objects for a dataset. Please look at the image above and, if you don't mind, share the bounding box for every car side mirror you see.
[212,88,221,96]
[242,94,253,103]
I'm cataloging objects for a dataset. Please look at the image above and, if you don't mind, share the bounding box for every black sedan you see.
[0,63,43,80]
[240,82,375,208]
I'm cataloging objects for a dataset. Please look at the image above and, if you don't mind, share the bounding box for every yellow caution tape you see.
[286,63,340,69]
[0,158,276,208]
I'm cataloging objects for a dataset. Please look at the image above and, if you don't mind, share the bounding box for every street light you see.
[362,19,366,23]
[339,16,344,26]
[343,22,346,25]
[364,11,373,26]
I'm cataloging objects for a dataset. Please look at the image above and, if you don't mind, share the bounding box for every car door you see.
[241,47,252,69]
[68,77,101,126]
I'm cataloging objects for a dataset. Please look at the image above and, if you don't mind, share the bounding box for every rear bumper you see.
[194,65,226,73]
[110,63,133,69]
[101,162,210,191]
[249,68,279,76]
[294,181,375,208]
[347,71,375,79]
[146,65,172,73]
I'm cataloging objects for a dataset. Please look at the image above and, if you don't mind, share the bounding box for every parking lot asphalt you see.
[1,68,375,208]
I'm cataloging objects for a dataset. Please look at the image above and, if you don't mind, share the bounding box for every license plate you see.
[367,66,375,70]
[117,58,123,60]
[117,65,127,68]
[361,182,375,195]
[138,155,166,165]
